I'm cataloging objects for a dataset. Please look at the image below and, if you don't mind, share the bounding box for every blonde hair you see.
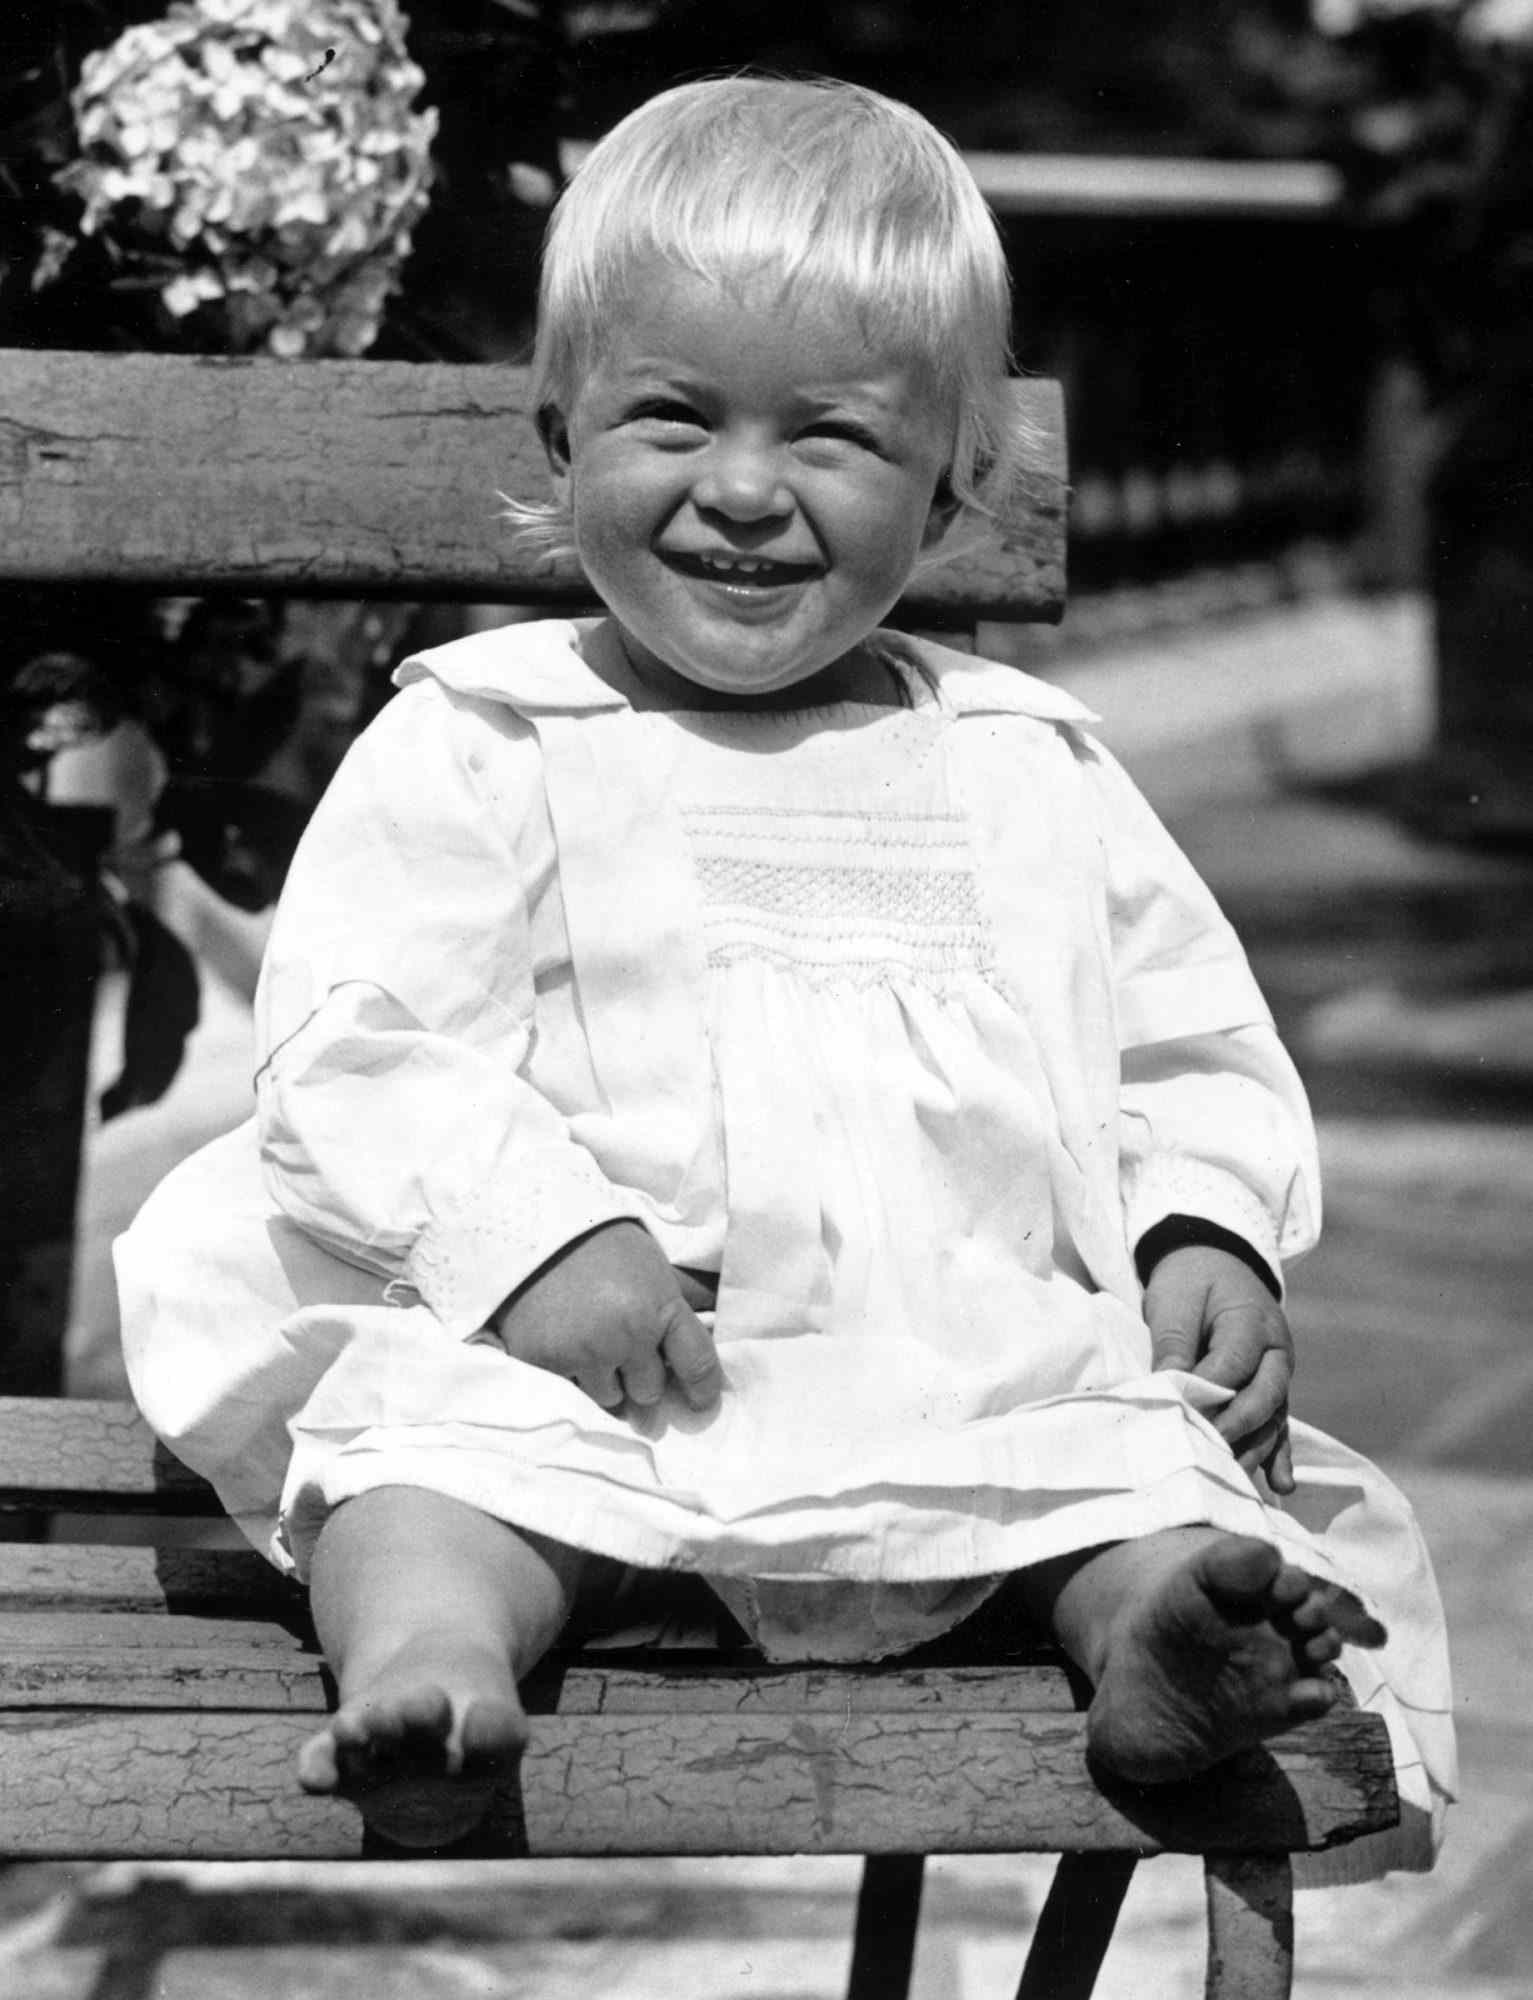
[508,75,1032,563]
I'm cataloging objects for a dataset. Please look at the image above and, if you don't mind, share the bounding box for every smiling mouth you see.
[663,550,822,587]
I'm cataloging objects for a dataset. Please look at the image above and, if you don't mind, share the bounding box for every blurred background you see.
[1,3,1530,1995]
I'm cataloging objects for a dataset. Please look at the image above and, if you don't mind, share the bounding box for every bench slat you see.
[538,1658,1081,1717]
[0,1631,324,1714]
[0,1708,1396,1862]
[0,1614,1079,1715]
[0,351,1066,621]
[0,1545,1071,1698]
[0,1397,218,1513]
[0,1544,300,1615]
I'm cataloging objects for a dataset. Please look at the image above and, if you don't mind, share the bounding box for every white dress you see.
[116,619,1454,1877]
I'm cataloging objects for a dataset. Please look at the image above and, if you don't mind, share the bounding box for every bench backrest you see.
[0,350,1065,624]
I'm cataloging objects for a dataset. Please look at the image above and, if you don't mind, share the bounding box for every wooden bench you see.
[0,351,1400,1999]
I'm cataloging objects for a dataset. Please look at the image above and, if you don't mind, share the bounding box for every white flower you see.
[60,0,436,357]
[163,268,225,316]
[275,187,332,228]
[261,47,309,83]
[323,213,372,258]
[170,200,206,243]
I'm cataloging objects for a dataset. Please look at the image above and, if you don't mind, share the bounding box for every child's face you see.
[543,267,953,703]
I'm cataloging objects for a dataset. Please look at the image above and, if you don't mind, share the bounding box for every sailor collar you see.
[395,617,1099,728]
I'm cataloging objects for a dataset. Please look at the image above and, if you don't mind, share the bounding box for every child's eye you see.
[628,399,706,429]
[800,420,882,452]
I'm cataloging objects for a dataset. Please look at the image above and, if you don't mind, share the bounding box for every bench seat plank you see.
[0,353,1066,621]
[0,1396,219,1513]
[0,1706,1396,1862]
[0,1614,1080,1714]
[0,1545,302,1615]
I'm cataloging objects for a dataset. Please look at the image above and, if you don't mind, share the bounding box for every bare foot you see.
[297,1636,528,1848]
[1085,1535,1386,1785]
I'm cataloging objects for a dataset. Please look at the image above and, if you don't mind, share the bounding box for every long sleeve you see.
[1083,738,1321,1285]
[253,678,638,1338]
[1117,1026,1320,1287]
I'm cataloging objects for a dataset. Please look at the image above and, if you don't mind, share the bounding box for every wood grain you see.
[0,1543,299,1616]
[1203,1852,1295,2000]
[0,1707,1396,1862]
[0,351,1066,622]
[0,1615,1079,1716]
[0,1396,216,1512]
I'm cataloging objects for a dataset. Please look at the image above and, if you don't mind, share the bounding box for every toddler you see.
[118,76,1453,1867]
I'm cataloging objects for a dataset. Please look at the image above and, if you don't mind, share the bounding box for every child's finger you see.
[1142,1260,1206,1371]
[619,1346,668,1408]
[578,1367,626,1410]
[1195,1305,1284,1392]
[1215,1348,1292,1445]
[1265,1424,1296,1494]
[1234,1410,1289,1479]
[672,1266,720,1313]
[660,1302,723,1411]
[1149,1317,1202,1372]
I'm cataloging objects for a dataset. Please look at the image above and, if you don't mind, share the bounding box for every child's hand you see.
[490,1221,723,1414]
[1143,1245,1296,1494]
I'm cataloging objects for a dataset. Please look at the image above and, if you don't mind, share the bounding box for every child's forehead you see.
[583,263,931,387]
[625,259,859,328]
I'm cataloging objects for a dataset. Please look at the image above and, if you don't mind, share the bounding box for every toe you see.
[326,1705,388,1785]
[1319,1586,1388,1648]
[391,1686,457,1749]
[1300,1627,1342,1667]
[327,1704,375,1751]
[1266,1563,1314,1612]
[326,1684,456,1786]
[1198,1535,1283,1607]
[1297,1583,1387,1649]
[296,1728,342,1795]
[1287,1590,1333,1634]
[459,1696,530,1779]
[1287,1676,1340,1724]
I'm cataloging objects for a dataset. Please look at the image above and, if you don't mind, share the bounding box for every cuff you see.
[1134,1214,1281,1300]
[1122,1154,1284,1297]
[404,1141,641,1338]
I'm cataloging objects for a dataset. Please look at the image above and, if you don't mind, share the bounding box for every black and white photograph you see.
[1,3,1528,1994]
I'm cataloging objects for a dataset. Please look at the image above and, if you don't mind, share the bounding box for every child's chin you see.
[661,651,829,703]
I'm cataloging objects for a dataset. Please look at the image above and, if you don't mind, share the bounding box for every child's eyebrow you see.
[794,381,911,418]
[598,363,918,417]
[607,355,702,386]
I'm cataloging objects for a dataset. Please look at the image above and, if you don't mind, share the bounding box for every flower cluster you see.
[58,0,437,357]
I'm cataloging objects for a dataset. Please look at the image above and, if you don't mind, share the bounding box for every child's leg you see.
[297,1485,585,1847]
[1021,1529,1387,1785]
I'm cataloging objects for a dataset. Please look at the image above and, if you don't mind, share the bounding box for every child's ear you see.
[537,405,573,498]
[921,473,961,551]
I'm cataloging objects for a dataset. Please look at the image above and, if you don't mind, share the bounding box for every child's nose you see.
[693,437,793,521]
